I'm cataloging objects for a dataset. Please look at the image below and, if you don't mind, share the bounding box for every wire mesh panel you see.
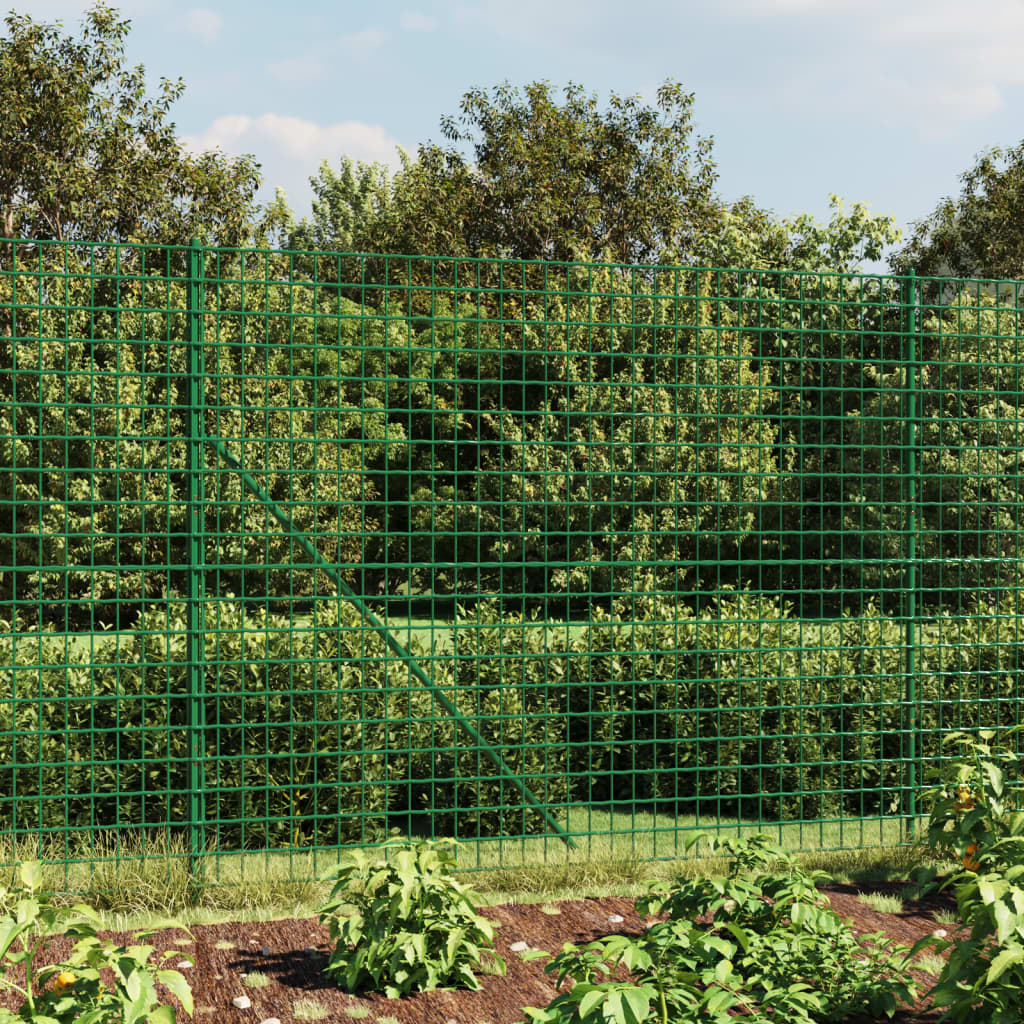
[0,240,195,875]
[2,239,1024,888]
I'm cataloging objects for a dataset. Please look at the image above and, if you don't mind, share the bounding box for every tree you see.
[892,142,1024,281]
[286,80,725,265]
[285,82,899,280]
[0,3,261,246]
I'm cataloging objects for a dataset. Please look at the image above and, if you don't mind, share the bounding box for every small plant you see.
[914,953,948,976]
[520,833,928,1024]
[317,838,505,998]
[292,997,329,1021]
[342,1007,370,1020]
[923,726,1024,872]
[921,726,1024,1023]
[856,891,904,914]
[932,908,960,926]
[241,971,270,988]
[0,860,193,1023]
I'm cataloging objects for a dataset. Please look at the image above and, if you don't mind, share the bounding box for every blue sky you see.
[17,0,1024,268]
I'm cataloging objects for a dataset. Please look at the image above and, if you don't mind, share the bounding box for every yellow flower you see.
[53,971,76,992]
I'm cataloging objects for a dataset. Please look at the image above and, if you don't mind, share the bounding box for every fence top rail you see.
[1,235,1023,290]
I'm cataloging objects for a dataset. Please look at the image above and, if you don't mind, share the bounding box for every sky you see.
[15,0,1024,270]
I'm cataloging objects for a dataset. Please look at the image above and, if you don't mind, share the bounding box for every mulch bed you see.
[0,882,968,1023]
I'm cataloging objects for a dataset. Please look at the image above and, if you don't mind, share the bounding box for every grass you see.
[38,613,593,661]
[292,998,330,1021]
[914,953,948,975]
[0,619,939,928]
[933,908,960,926]
[857,891,904,914]
[241,971,271,988]
[0,805,934,934]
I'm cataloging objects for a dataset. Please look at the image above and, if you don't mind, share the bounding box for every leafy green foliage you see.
[921,727,1024,1023]
[923,726,1024,869]
[6,591,1024,847]
[0,248,381,628]
[893,141,1024,281]
[0,596,564,846]
[0,4,259,246]
[317,839,504,998]
[520,833,924,1024]
[288,80,724,266]
[0,861,192,1023]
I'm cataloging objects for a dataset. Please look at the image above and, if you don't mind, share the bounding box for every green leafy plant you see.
[924,727,1024,872]
[0,860,193,1023]
[519,833,926,1024]
[921,727,1024,1023]
[317,839,505,998]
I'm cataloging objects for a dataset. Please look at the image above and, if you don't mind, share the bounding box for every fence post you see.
[186,238,207,880]
[902,269,920,833]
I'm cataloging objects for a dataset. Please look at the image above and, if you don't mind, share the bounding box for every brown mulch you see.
[0,883,968,1023]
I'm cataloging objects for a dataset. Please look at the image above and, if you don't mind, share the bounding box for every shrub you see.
[317,838,504,997]
[520,832,925,1024]
[920,726,1024,1023]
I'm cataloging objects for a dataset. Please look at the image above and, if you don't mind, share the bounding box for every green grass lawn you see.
[0,805,932,933]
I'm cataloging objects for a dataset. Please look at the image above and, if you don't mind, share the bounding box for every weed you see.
[292,997,329,1020]
[857,891,904,914]
[914,953,947,976]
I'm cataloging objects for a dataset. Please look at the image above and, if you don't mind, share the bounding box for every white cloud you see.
[266,57,327,85]
[878,0,1024,42]
[177,7,221,44]
[400,12,436,31]
[452,0,590,42]
[882,80,1005,142]
[11,0,164,22]
[717,0,863,11]
[712,0,1024,140]
[340,28,389,57]
[180,113,406,217]
[182,113,403,166]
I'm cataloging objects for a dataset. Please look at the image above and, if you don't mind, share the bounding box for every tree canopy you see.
[892,142,1024,281]
[0,3,261,246]
[0,4,904,274]
[280,79,898,275]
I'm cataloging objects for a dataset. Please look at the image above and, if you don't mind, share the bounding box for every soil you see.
[0,881,967,1024]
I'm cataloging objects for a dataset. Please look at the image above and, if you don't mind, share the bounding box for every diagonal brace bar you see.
[206,436,577,849]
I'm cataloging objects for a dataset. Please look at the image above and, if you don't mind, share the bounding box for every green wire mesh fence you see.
[3,237,1024,888]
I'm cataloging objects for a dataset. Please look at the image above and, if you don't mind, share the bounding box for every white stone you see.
[232,995,252,1010]
[176,960,193,969]
[608,914,625,923]
[258,1019,282,1024]
[509,940,529,952]
[933,928,948,938]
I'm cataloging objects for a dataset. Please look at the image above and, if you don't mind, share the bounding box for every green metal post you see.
[186,239,207,878]
[903,269,919,833]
